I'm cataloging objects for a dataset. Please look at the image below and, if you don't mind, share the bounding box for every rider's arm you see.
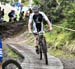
[46,18,52,31]
[41,12,52,30]
[28,13,33,33]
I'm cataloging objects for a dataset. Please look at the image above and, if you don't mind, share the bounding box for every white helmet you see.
[32,6,40,13]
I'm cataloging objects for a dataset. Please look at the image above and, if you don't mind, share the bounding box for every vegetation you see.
[0,0,28,4]
[7,48,19,58]
[1,0,75,59]
[33,0,75,58]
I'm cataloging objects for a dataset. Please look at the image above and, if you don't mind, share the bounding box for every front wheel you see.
[44,52,48,65]
[39,47,42,60]
[2,59,22,69]
[41,38,48,65]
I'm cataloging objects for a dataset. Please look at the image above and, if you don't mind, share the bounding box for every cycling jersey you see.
[29,11,49,33]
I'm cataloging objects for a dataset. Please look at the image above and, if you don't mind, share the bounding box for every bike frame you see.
[37,32,48,65]
[38,33,47,52]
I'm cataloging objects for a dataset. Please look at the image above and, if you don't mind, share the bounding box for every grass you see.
[48,49,75,59]
[7,48,20,59]
[44,26,75,59]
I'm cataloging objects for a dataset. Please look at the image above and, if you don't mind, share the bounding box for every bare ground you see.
[60,58,75,69]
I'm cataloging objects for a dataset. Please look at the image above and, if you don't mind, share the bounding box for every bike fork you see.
[40,48,42,60]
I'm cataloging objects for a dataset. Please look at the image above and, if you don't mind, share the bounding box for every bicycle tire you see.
[39,46,42,60]
[41,38,48,65]
[43,52,48,65]
[41,37,47,53]
[2,59,22,69]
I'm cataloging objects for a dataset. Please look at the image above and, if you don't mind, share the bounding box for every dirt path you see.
[3,32,63,69]
[6,43,63,69]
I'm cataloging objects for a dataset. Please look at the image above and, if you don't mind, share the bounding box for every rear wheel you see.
[2,59,22,69]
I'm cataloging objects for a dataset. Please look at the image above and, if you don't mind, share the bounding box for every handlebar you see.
[24,30,52,34]
[28,30,52,35]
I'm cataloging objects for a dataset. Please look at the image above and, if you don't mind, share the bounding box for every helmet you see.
[32,6,39,13]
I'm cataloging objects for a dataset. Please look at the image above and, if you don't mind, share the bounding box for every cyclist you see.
[28,6,52,54]
[25,8,32,17]
[19,11,24,21]
[8,10,17,22]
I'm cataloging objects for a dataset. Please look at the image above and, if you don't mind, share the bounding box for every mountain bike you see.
[34,32,48,65]
[2,59,22,69]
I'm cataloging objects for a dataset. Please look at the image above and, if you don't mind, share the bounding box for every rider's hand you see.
[29,30,32,33]
[49,27,53,31]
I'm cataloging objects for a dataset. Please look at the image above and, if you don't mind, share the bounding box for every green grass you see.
[7,48,20,59]
[45,26,75,59]
[49,49,75,59]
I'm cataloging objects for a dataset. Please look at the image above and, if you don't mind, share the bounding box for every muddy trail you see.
[0,21,27,39]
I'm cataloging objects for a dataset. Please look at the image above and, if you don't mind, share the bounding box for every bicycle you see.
[2,59,22,69]
[33,31,48,65]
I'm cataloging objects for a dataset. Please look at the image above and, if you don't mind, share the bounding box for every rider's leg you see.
[34,34,39,54]
[35,35,39,47]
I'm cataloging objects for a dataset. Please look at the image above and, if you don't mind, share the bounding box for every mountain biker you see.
[19,11,24,21]
[0,7,3,23]
[28,6,52,54]
[8,10,17,22]
[1,9,4,19]
[25,8,32,17]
